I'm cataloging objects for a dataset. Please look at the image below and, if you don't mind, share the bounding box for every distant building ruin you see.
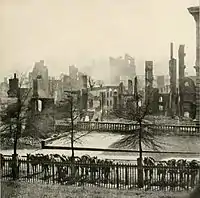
[109,54,136,85]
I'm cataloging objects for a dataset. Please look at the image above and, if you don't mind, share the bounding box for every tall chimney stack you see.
[170,42,173,59]
[128,79,133,95]
[169,42,177,117]
[178,44,186,79]
[82,75,87,89]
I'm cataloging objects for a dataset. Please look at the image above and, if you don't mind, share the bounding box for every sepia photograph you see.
[0,0,200,197]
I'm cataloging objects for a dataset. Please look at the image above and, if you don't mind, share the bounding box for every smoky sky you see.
[0,0,199,82]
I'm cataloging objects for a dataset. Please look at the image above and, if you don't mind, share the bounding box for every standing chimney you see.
[82,75,87,89]
[128,80,133,95]
[33,79,39,98]
[178,45,186,80]
[113,89,118,109]
[170,42,173,59]
[169,42,177,117]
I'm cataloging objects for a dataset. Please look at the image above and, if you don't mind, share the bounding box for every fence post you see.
[116,163,119,189]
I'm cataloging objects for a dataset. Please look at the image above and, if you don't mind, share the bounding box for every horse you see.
[102,159,114,183]
[177,159,187,183]
[187,160,199,188]
[29,154,50,175]
[80,155,91,177]
[157,161,167,183]
[167,159,177,184]
[143,157,155,182]
[89,156,98,181]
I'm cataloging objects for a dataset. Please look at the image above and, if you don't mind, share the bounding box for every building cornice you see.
[188,6,200,21]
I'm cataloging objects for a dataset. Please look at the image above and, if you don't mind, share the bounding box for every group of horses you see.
[0,153,114,184]
[27,153,114,184]
[1,153,200,188]
[143,157,200,187]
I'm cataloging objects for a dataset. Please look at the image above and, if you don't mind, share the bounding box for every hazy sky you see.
[0,0,199,81]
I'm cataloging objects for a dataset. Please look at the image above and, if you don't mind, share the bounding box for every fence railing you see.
[73,122,199,135]
[1,158,200,191]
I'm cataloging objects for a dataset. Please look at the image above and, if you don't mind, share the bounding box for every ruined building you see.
[178,45,196,118]
[29,60,49,98]
[156,75,170,94]
[30,77,54,114]
[178,44,186,116]
[109,54,136,85]
[188,6,200,124]
[145,61,154,102]
[144,61,155,113]
[7,73,19,98]
[0,77,9,97]
[152,42,197,119]
[168,43,177,117]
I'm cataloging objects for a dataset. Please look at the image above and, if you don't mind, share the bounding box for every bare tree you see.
[0,73,57,179]
[63,91,90,160]
[0,74,32,150]
[24,105,55,139]
[60,77,96,163]
[112,76,164,187]
[0,73,32,179]
[112,77,162,149]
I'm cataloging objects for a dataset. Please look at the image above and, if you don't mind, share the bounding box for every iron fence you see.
[1,158,200,191]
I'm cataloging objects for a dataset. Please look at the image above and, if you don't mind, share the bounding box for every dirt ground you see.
[0,180,190,198]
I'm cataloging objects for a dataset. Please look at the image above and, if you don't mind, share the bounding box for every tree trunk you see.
[70,125,76,179]
[70,99,75,161]
[139,121,143,159]
[14,131,17,155]
[134,76,144,188]
[13,113,21,180]
[12,154,19,180]
[137,121,144,188]
[70,96,75,178]
[70,127,75,162]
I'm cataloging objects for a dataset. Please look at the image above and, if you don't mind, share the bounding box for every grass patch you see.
[0,180,189,198]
